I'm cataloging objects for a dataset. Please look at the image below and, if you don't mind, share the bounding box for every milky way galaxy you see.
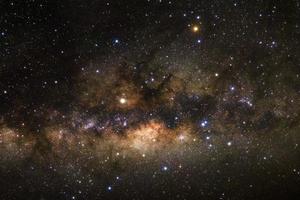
[1,1,300,199]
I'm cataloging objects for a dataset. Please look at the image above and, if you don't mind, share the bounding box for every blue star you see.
[113,38,120,44]
[200,120,208,127]
[229,86,235,91]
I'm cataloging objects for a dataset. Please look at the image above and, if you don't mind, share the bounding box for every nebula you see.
[1,1,300,199]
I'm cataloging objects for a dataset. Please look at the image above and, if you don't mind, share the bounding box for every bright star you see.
[119,98,127,104]
[178,135,185,141]
[200,120,208,127]
[114,39,120,44]
[192,25,199,33]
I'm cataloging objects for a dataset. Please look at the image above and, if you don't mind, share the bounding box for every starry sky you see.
[0,0,300,199]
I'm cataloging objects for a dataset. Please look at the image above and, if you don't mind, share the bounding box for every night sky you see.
[1,0,300,199]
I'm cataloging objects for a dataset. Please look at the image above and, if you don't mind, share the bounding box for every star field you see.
[0,0,300,199]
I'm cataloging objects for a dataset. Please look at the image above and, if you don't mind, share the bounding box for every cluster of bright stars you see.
[200,120,209,127]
